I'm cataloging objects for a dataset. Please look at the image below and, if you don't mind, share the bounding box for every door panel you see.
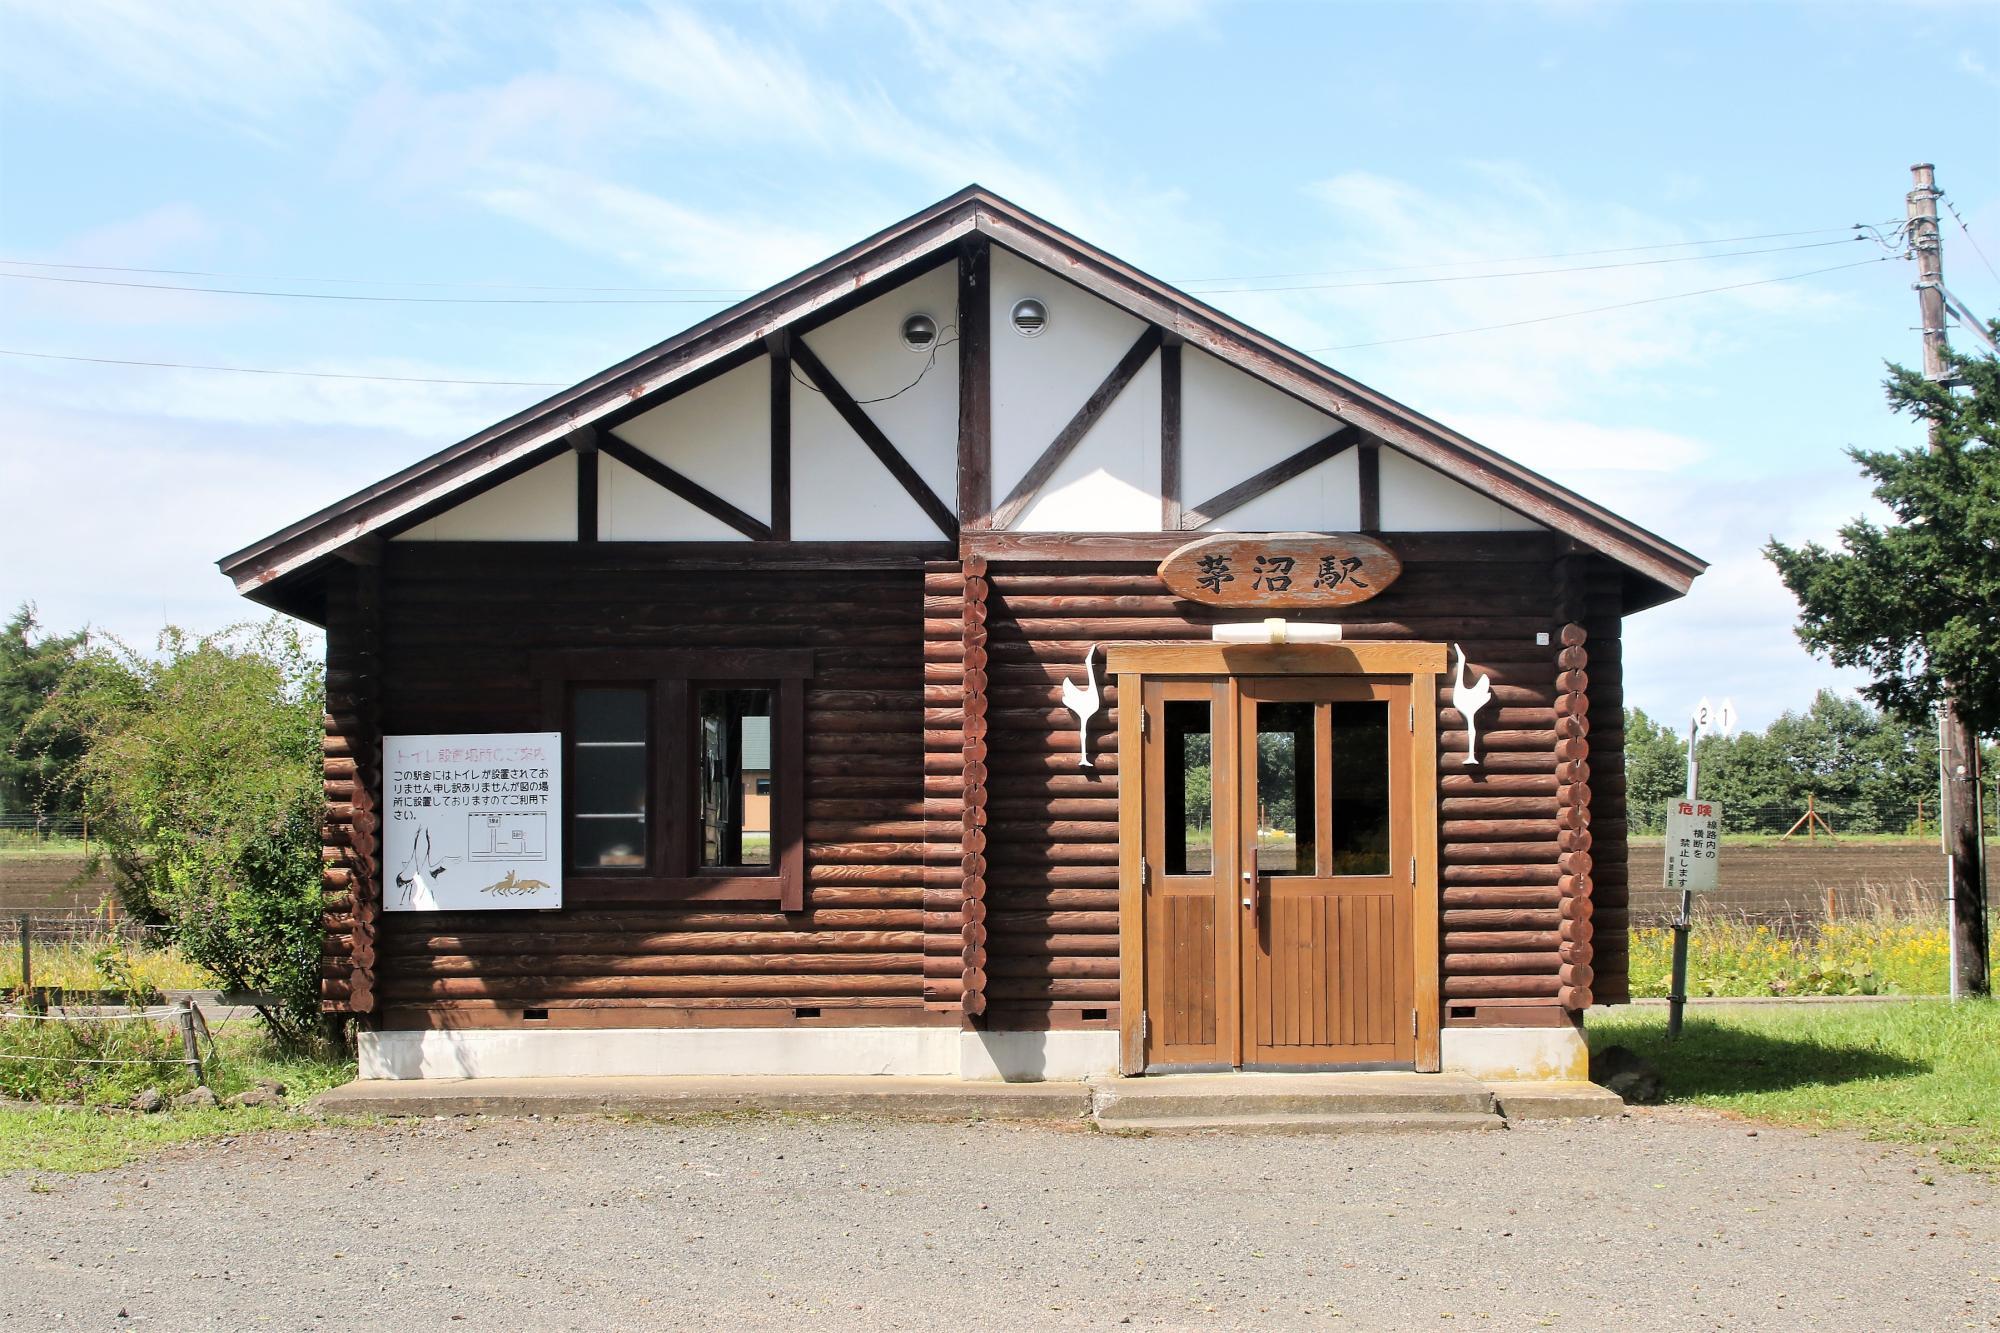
[1140,681,1237,1070]
[1139,674,1416,1072]
[1238,678,1414,1069]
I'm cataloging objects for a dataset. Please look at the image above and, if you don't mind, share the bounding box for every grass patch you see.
[1590,1000,2000,1169]
[1,937,216,995]
[1628,914,1948,998]
[0,1022,355,1174]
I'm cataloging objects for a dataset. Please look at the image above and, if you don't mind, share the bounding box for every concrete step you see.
[1488,1080,1626,1120]
[1089,1071,1496,1122]
[1096,1110,1504,1136]
[312,1075,1092,1121]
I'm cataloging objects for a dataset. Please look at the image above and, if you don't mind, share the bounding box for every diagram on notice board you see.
[383,733,562,911]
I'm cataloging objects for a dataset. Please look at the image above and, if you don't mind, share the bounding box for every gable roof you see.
[219,185,1704,613]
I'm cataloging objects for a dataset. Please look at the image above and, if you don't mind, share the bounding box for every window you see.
[536,650,810,908]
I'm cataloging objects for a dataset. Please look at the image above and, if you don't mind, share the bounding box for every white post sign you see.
[383,733,562,911]
[1663,798,1722,894]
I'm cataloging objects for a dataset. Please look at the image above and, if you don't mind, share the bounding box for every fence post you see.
[175,1001,205,1087]
[15,914,28,998]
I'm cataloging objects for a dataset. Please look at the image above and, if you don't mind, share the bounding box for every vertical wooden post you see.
[1160,335,1182,531]
[1908,163,1990,998]
[956,237,992,531]
[16,913,29,998]
[960,555,990,1020]
[767,330,792,542]
[175,1002,205,1087]
[1357,440,1382,533]
[1553,553,1595,1018]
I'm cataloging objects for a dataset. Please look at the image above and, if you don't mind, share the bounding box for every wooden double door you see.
[1139,676,1417,1071]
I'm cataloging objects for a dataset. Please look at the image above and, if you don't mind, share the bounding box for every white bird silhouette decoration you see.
[1451,643,1493,767]
[1060,643,1102,768]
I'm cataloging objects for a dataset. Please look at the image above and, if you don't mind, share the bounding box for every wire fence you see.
[1627,799,1994,839]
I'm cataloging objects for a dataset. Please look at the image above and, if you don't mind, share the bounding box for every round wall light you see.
[1009,297,1049,337]
[900,312,939,352]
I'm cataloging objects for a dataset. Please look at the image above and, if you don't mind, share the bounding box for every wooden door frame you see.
[1111,641,1444,1075]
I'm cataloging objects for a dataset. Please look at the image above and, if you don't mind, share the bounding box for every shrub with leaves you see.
[47,620,326,1046]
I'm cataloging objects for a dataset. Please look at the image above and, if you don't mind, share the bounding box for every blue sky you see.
[2,0,1995,729]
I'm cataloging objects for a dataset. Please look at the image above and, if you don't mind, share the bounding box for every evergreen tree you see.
[1767,326,2000,734]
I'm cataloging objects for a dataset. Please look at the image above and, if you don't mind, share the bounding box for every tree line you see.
[1625,691,1997,837]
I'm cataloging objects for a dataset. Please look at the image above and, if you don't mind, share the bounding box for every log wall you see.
[326,534,1633,1032]
[356,544,945,1029]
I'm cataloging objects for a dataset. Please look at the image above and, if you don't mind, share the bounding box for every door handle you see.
[1241,869,1260,919]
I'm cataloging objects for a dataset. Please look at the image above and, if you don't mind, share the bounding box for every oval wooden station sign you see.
[1158,532,1402,609]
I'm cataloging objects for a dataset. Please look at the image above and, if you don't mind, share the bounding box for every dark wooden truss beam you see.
[1180,424,1360,530]
[789,338,959,540]
[596,432,774,541]
[992,325,1163,531]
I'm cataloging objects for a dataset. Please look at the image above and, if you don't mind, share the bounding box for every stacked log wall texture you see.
[959,556,990,1018]
[978,533,1596,1031]
[366,545,944,1029]
[321,558,384,1015]
[921,561,967,1010]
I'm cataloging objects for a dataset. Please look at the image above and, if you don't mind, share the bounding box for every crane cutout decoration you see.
[1451,643,1493,767]
[1061,643,1102,768]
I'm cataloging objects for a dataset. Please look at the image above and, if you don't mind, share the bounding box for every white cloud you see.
[0,0,393,135]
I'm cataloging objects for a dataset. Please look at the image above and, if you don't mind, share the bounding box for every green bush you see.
[47,620,327,1046]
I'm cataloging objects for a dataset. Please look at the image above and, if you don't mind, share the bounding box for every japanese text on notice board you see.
[1663,799,1722,894]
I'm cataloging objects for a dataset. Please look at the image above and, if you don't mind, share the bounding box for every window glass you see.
[1255,701,1316,876]
[699,687,775,868]
[1329,701,1391,875]
[1163,700,1213,875]
[572,687,648,869]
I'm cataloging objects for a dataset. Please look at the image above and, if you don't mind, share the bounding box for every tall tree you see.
[1766,329,2000,734]
[0,603,88,817]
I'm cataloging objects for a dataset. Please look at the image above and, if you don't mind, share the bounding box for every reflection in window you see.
[573,687,648,869]
[1330,701,1391,875]
[1164,700,1212,875]
[700,688,774,868]
[1256,702,1316,876]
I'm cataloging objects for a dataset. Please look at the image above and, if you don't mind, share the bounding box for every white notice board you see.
[383,733,562,911]
[1663,799,1722,894]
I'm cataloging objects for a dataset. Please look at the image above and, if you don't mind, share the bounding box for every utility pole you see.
[1907,162,1990,998]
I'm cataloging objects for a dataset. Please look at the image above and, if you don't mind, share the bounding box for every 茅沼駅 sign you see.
[1158,533,1401,608]
[383,732,562,911]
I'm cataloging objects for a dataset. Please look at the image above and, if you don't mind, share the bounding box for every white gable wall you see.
[1378,448,1541,531]
[796,261,959,530]
[384,246,1550,545]
[395,455,576,541]
[605,357,770,540]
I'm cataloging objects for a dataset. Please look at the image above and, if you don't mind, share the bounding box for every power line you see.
[0,221,1882,299]
[0,257,1896,386]
[0,256,751,295]
[1175,224,1883,285]
[0,234,1872,307]
[1306,256,1892,353]
[0,347,563,387]
[0,270,734,305]
[1941,194,2000,286]
[1189,236,1864,295]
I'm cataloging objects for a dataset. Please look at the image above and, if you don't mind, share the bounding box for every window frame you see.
[534,649,810,910]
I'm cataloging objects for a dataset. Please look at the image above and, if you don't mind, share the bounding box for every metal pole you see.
[1668,720,1699,1039]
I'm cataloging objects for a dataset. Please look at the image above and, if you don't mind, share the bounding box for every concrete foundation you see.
[359,1026,1122,1082]
[1439,1025,1589,1082]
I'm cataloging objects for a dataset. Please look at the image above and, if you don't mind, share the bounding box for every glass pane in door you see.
[1163,699,1212,875]
[1255,701,1316,876]
[1329,700,1391,875]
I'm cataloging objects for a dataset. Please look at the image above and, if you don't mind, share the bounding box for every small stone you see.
[174,1086,218,1110]
[230,1086,284,1109]
[130,1088,165,1114]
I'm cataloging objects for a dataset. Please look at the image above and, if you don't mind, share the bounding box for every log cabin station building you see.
[220,188,1703,1084]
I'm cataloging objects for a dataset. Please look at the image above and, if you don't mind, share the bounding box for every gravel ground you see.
[3,1107,1996,1331]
